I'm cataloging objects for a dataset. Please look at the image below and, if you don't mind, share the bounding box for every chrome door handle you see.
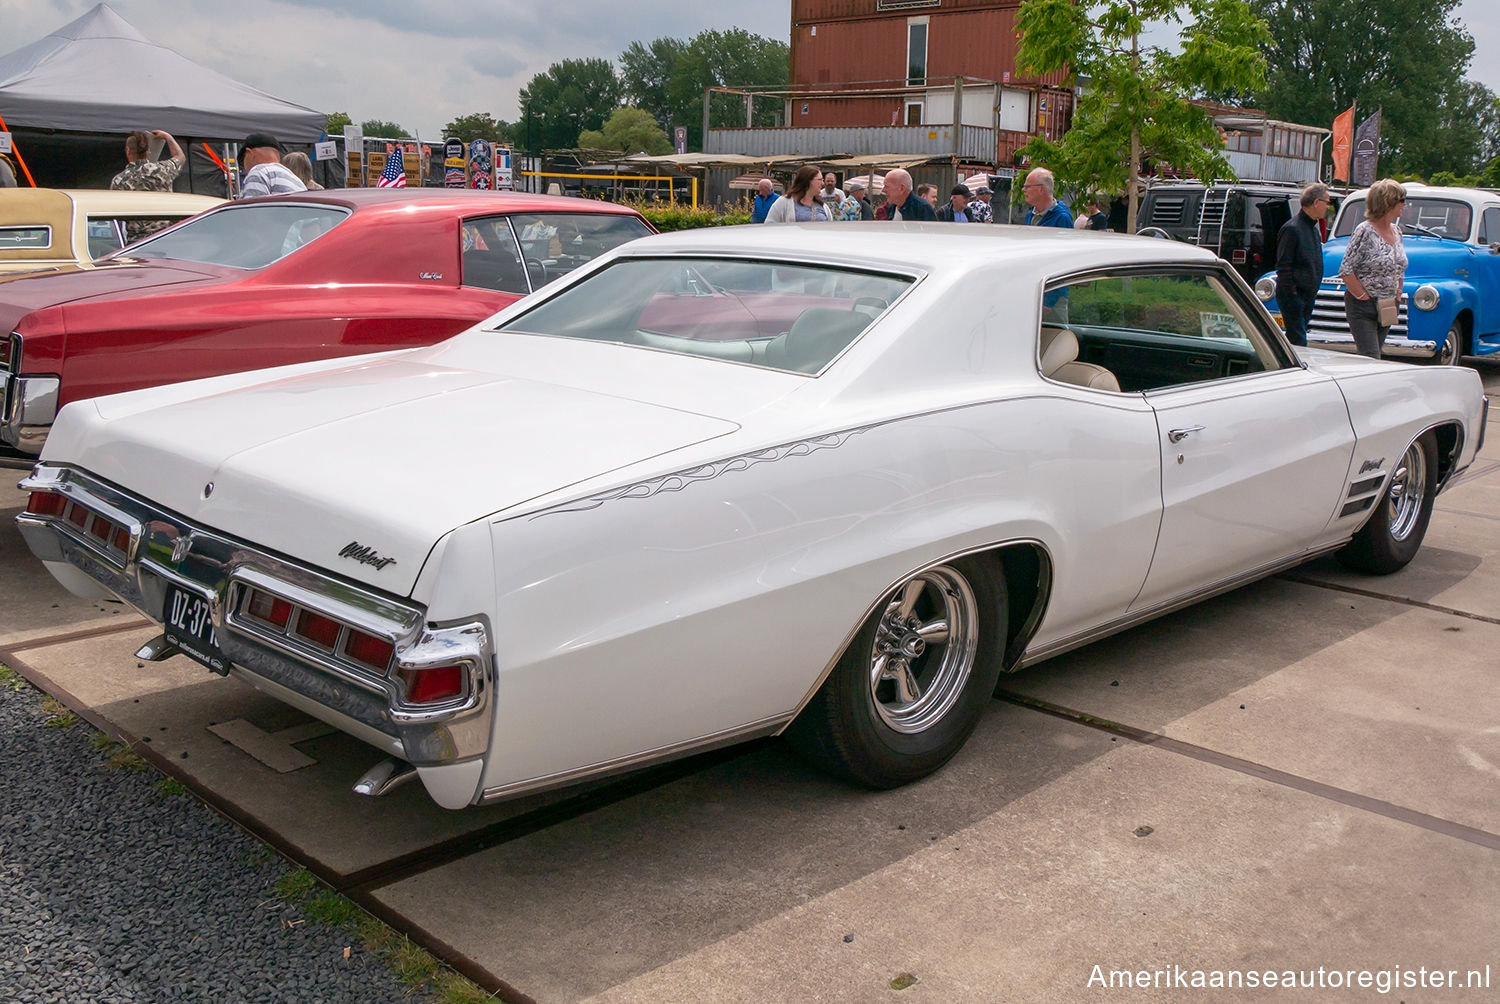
[1167,425,1205,443]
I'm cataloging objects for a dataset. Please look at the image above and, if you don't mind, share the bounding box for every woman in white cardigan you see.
[766,165,831,223]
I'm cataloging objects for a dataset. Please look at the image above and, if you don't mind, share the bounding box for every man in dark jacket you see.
[936,184,974,222]
[751,178,777,224]
[880,169,937,222]
[1274,183,1330,347]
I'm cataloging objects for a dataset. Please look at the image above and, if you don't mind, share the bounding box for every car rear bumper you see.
[14,464,495,774]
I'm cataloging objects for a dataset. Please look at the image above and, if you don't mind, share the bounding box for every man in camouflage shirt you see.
[110,129,187,242]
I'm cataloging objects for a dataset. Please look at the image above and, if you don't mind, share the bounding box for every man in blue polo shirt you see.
[1022,168,1073,228]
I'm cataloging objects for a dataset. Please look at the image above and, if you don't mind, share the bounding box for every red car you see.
[0,189,653,458]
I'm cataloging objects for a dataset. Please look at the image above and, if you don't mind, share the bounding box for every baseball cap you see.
[240,132,285,159]
[974,185,992,195]
[847,179,866,192]
[951,184,972,197]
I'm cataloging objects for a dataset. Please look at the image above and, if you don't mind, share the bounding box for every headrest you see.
[1039,326,1079,376]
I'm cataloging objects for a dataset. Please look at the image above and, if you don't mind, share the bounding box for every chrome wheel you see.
[1435,323,1461,366]
[1387,439,1429,542]
[867,565,979,734]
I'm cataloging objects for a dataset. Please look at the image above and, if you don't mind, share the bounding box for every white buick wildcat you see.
[16,224,1489,809]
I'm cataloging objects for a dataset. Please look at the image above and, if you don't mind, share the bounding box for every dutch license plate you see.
[163,583,228,675]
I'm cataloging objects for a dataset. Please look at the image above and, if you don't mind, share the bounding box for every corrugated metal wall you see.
[704,124,996,159]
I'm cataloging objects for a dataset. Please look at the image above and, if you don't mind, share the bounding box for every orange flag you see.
[1331,105,1355,182]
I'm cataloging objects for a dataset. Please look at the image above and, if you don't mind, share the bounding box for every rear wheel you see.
[1336,432,1439,574]
[786,558,1006,788]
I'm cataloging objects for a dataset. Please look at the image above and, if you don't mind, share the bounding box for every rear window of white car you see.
[121,204,349,269]
[495,257,912,374]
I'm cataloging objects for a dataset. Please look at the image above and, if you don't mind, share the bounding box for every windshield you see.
[122,203,350,269]
[1334,197,1473,241]
[495,257,913,374]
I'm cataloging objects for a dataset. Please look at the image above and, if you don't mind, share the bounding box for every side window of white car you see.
[1040,269,1295,393]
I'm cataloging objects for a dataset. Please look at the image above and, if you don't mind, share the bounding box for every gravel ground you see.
[0,674,433,1004]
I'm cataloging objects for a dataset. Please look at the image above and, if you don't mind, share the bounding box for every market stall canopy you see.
[0,3,325,142]
[823,154,935,170]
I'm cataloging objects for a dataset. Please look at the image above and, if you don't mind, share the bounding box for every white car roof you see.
[622,221,1219,276]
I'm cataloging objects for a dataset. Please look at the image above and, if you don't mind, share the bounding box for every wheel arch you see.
[779,537,1055,736]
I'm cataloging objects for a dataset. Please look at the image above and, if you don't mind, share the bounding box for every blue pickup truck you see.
[1255,184,1500,364]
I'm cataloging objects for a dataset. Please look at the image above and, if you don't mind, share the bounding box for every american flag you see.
[377,147,407,188]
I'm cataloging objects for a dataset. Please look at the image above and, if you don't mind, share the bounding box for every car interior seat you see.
[463,248,529,294]
[764,306,872,373]
[1039,326,1122,391]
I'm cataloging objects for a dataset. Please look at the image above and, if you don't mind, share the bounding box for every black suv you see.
[1137,181,1328,285]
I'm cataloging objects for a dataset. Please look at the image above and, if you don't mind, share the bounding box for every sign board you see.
[674,126,687,155]
[0,132,12,154]
[443,137,466,188]
[496,146,513,190]
[313,140,338,162]
[343,125,363,187]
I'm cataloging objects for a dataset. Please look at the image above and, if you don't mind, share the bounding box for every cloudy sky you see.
[3,0,1496,139]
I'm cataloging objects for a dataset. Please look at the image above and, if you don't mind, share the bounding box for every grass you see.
[40,695,79,729]
[154,777,188,797]
[0,663,28,692]
[275,867,498,1003]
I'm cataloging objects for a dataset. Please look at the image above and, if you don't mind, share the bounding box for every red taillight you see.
[294,609,341,649]
[343,630,394,671]
[88,515,113,542]
[66,502,89,528]
[245,589,293,629]
[25,491,67,517]
[399,665,464,704]
[111,526,131,553]
[1231,249,1247,264]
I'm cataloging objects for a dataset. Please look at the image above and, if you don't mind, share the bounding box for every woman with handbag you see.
[1339,178,1408,359]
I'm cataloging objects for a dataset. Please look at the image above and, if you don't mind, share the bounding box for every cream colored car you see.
[0,188,222,273]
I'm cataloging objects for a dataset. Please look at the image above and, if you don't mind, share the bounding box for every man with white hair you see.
[752,178,777,223]
[877,169,936,221]
[1022,167,1073,228]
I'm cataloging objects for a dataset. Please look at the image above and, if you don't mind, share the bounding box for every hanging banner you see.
[1331,105,1354,183]
[1352,109,1381,188]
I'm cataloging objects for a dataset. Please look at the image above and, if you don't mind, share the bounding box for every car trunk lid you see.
[77,356,740,594]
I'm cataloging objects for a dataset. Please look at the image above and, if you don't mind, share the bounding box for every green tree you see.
[664,29,788,150]
[325,111,352,134]
[619,38,687,134]
[1016,0,1269,232]
[440,112,515,145]
[1250,0,1483,177]
[360,119,408,138]
[578,107,673,155]
[517,58,622,149]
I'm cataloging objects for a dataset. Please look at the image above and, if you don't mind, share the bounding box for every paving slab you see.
[0,627,592,879]
[583,741,1500,1004]
[1006,579,1500,835]
[369,706,1123,1003]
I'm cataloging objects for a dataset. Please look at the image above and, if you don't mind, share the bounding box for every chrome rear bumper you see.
[14,464,494,769]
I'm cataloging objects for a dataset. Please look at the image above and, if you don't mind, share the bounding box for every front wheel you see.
[1336,432,1439,574]
[786,558,1006,788]
[1417,320,1464,366]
